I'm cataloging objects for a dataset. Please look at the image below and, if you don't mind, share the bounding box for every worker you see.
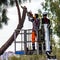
[27,12,40,51]
[42,12,51,56]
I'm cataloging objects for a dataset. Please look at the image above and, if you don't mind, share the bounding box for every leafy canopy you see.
[42,0,60,37]
[0,0,29,28]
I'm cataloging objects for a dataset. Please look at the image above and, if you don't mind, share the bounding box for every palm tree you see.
[0,0,30,55]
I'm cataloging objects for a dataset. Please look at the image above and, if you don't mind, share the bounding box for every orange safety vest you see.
[32,31,36,43]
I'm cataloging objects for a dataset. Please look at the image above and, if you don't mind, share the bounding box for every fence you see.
[14,29,45,55]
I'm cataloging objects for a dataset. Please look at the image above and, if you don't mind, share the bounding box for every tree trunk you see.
[0,0,27,55]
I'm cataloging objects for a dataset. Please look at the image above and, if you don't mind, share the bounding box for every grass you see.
[8,54,46,60]
[8,48,60,60]
[8,53,60,60]
[56,48,60,60]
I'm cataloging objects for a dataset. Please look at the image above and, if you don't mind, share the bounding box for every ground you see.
[8,53,60,60]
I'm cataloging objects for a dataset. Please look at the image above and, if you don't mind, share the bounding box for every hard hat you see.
[43,12,47,16]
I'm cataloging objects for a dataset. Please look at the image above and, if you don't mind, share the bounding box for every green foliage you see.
[8,55,46,60]
[42,0,60,37]
[10,0,15,6]
[0,0,22,28]
[19,0,21,3]
[0,1,2,6]
[29,0,31,3]
[23,0,26,1]
[38,9,42,18]
[57,39,60,48]
[0,0,31,28]
[0,0,8,6]
[0,8,8,28]
[9,56,20,60]
[0,22,2,28]
[2,9,8,24]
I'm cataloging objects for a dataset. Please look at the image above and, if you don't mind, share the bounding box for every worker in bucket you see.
[42,12,51,57]
[27,12,40,51]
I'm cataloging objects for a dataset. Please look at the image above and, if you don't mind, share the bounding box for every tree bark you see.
[0,0,27,55]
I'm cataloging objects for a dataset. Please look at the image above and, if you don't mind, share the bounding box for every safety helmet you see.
[43,12,47,16]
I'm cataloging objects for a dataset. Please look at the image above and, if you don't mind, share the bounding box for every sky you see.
[0,0,59,52]
[0,0,45,52]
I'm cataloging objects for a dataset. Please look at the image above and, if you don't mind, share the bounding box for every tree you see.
[0,0,31,55]
[58,38,60,48]
[41,0,60,38]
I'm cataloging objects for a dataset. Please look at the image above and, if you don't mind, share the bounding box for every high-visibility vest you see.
[32,31,36,43]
